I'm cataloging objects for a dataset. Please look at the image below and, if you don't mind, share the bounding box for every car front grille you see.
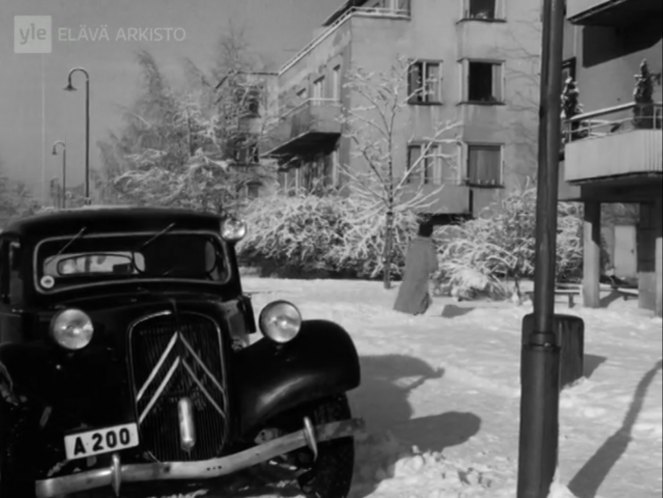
[129,311,229,461]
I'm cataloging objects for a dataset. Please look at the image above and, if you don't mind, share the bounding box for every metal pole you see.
[52,141,66,208]
[65,67,91,205]
[517,0,565,496]
[84,76,90,204]
[62,146,67,208]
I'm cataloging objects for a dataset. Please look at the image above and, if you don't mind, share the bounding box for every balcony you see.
[566,0,662,26]
[563,102,662,183]
[281,5,411,75]
[266,99,342,157]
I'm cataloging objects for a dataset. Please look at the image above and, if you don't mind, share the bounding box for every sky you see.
[0,0,340,201]
[209,275,661,497]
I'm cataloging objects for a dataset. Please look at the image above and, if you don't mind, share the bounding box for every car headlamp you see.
[221,218,247,242]
[50,309,94,350]
[258,301,302,344]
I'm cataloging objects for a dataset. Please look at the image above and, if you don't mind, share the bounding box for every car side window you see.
[0,240,8,303]
[7,241,23,304]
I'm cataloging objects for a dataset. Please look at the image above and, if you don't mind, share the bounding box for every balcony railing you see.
[564,102,662,142]
[280,6,411,75]
[266,99,342,156]
[282,98,342,135]
[563,102,662,182]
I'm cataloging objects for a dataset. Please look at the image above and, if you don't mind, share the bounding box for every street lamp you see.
[64,67,90,205]
[51,140,66,208]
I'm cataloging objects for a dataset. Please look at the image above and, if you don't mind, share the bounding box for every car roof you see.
[3,206,223,240]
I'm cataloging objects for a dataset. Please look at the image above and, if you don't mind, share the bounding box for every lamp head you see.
[64,82,77,92]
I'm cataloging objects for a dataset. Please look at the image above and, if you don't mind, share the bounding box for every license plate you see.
[64,423,139,460]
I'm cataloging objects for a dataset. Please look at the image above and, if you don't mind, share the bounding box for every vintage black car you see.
[0,206,362,498]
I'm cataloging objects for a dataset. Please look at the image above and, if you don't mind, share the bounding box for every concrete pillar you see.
[655,199,662,317]
[583,201,601,308]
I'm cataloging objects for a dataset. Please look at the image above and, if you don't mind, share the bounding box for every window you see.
[8,241,22,302]
[466,144,502,186]
[367,0,410,10]
[462,60,504,103]
[35,233,228,292]
[0,240,8,302]
[332,65,342,101]
[313,77,325,100]
[232,143,259,165]
[296,87,308,101]
[407,143,458,185]
[332,150,340,187]
[408,61,443,104]
[463,0,502,20]
[233,84,261,117]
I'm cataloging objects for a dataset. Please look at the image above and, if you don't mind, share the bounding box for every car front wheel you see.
[0,399,36,497]
[289,394,355,498]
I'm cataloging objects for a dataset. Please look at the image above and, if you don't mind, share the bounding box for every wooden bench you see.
[554,289,580,308]
[615,287,638,300]
[524,288,580,308]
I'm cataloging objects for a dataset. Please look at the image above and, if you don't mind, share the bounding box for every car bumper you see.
[35,418,363,497]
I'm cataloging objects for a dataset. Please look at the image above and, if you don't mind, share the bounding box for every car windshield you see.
[34,230,228,291]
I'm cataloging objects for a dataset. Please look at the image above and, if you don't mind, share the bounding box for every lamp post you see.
[64,67,90,205]
[51,140,66,208]
[517,0,566,496]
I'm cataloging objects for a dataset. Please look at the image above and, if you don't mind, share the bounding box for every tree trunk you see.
[383,210,394,289]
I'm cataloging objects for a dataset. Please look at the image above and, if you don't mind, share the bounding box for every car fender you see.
[0,342,53,404]
[234,319,361,432]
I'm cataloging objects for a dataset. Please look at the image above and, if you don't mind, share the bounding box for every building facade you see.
[559,0,662,315]
[266,0,543,220]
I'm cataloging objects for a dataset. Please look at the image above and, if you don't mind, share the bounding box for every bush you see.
[331,200,418,279]
[433,187,583,299]
[237,193,418,279]
[237,193,344,276]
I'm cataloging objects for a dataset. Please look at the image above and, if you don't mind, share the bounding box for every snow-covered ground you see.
[238,276,661,498]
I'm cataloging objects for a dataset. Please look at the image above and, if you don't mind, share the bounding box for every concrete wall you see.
[347,0,542,212]
[275,0,542,216]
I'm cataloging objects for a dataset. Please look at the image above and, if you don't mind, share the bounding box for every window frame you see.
[406,142,460,186]
[331,65,342,102]
[408,60,444,105]
[312,76,325,100]
[460,0,506,22]
[459,58,505,105]
[0,238,8,303]
[296,87,308,102]
[464,143,504,187]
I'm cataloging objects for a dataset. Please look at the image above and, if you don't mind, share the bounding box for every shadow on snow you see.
[568,359,662,498]
[349,354,481,497]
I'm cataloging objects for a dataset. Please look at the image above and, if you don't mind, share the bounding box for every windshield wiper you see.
[56,227,88,256]
[139,222,176,250]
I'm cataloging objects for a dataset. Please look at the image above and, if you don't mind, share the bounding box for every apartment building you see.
[220,70,280,200]
[559,0,662,315]
[265,0,542,221]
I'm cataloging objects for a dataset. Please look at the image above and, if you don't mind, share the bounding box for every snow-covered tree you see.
[0,164,41,227]
[98,31,276,214]
[341,56,460,288]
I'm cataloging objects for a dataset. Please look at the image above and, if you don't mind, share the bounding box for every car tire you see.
[0,399,35,498]
[295,394,355,498]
